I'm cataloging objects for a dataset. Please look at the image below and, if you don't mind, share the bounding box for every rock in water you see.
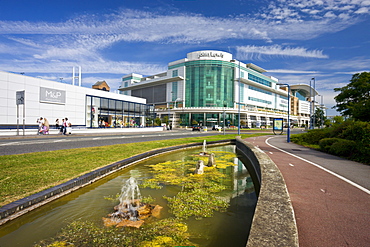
[207,153,216,167]
[194,160,205,174]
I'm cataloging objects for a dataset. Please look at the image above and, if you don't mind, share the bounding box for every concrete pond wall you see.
[0,137,298,246]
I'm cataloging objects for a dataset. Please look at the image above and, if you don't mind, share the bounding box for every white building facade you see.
[0,71,155,129]
[119,50,317,128]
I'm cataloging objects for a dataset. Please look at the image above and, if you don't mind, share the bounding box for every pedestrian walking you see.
[55,119,60,129]
[60,119,65,134]
[63,117,72,135]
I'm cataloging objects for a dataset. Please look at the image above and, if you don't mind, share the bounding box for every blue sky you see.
[1,0,370,115]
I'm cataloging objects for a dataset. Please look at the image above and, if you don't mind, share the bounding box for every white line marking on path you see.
[289,163,294,167]
[265,136,370,195]
[53,139,64,142]
[0,142,20,146]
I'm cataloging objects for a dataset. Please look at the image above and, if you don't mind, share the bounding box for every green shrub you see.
[351,145,370,165]
[337,120,370,143]
[328,139,356,157]
[300,129,330,145]
[291,120,370,165]
[319,138,342,152]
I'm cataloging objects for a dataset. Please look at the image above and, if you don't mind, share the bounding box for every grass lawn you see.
[0,133,267,207]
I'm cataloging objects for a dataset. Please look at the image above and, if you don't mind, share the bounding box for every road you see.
[0,130,223,155]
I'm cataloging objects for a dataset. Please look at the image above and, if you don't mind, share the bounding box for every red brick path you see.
[245,135,370,247]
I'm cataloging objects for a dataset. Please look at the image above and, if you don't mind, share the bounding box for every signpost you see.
[16,90,25,136]
[273,118,284,135]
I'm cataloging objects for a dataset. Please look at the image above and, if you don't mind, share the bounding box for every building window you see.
[248,74,272,87]
[248,96,272,105]
[85,95,155,128]
[249,85,272,95]
[240,83,244,102]
[172,81,178,101]
[185,62,234,107]
[172,70,178,77]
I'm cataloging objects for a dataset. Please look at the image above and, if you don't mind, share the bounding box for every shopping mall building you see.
[119,50,318,128]
[0,71,155,129]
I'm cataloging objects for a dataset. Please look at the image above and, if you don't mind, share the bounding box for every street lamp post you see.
[318,94,324,128]
[277,83,290,143]
[172,98,181,129]
[309,79,312,129]
[312,78,316,129]
[238,60,241,135]
[223,101,226,135]
[230,59,241,135]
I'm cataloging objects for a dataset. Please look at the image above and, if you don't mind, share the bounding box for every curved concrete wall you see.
[236,137,298,247]
[0,140,234,225]
[1,137,298,247]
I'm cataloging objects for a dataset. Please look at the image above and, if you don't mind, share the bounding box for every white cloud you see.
[258,0,370,21]
[236,45,328,60]
[355,7,369,13]
[324,11,337,17]
[268,69,320,74]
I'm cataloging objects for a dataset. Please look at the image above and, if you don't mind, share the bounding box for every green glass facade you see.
[185,60,234,108]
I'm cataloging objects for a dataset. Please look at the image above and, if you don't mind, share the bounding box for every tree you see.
[313,108,326,128]
[333,115,344,125]
[154,117,162,126]
[334,72,370,121]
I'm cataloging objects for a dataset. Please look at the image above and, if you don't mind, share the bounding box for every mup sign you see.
[40,87,66,104]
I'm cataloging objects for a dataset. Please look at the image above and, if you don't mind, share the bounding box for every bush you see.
[291,120,370,165]
[319,138,342,152]
[300,129,330,145]
[337,120,370,143]
[328,139,356,157]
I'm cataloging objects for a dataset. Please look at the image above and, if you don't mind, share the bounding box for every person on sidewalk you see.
[59,119,65,134]
[42,118,50,134]
[37,117,44,135]
[63,117,72,135]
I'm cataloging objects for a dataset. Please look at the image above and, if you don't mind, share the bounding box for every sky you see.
[1,0,370,115]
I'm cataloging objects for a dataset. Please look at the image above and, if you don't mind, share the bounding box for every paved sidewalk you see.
[245,135,370,247]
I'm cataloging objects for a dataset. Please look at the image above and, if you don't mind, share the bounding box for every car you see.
[212,125,222,131]
[192,125,202,131]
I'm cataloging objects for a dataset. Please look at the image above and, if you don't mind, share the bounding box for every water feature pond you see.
[0,145,257,247]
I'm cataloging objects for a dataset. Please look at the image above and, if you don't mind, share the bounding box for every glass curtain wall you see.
[185,61,234,108]
[85,95,155,128]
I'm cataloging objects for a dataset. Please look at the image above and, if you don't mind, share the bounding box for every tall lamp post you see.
[277,83,290,143]
[311,78,316,129]
[230,59,241,135]
[318,94,324,128]
[172,98,181,129]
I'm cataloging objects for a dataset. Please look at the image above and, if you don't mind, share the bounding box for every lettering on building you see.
[198,51,224,59]
[40,87,66,104]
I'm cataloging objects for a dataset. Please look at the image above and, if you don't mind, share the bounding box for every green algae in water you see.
[30,147,255,247]
[34,218,193,247]
[142,151,236,220]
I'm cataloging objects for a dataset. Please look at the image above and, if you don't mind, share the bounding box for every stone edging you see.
[235,137,299,247]
[0,139,233,225]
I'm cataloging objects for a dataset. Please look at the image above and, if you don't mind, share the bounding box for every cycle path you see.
[245,135,370,247]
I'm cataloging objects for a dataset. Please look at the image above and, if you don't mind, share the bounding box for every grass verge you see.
[0,133,267,207]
